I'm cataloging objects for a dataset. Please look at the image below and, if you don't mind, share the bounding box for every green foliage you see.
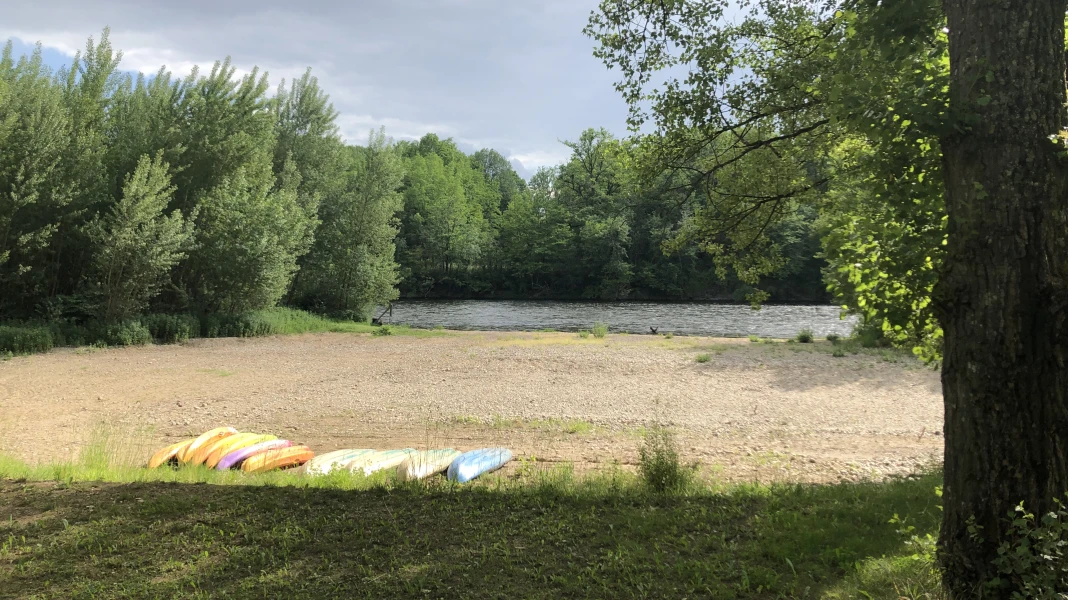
[97,319,152,347]
[372,325,393,337]
[832,346,847,358]
[796,329,814,344]
[663,331,673,339]
[826,333,841,343]
[749,335,760,343]
[637,426,694,493]
[695,353,711,363]
[577,329,590,339]
[591,322,608,338]
[85,153,194,321]
[142,314,199,344]
[0,325,53,354]
[983,499,1068,598]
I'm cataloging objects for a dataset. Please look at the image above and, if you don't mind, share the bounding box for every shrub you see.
[796,329,814,343]
[143,314,200,343]
[201,313,275,338]
[695,353,711,363]
[826,333,841,343]
[578,330,590,339]
[101,320,153,347]
[748,334,760,342]
[372,325,393,337]
[0,325,54,355]
[638,426,694,493]
[592,322,609,338]
[985,498,1068,598]
[832,346,846,358]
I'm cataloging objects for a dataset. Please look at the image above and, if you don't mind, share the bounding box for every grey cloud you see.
[2,0,632,178]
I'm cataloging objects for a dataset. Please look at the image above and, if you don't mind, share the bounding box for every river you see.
[379,300,856,338]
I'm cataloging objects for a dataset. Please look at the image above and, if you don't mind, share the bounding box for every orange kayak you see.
[147,439,195,468]
[178,427,238,464]
[241,445,315,473]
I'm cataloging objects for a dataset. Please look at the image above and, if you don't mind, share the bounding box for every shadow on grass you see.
[0,471,943,599]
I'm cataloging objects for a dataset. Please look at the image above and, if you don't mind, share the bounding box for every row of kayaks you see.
[147,427,513,483]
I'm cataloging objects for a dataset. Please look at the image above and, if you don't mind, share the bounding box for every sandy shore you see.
[0,331,943,482]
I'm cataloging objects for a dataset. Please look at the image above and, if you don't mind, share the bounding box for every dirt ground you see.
[0,331,944,483]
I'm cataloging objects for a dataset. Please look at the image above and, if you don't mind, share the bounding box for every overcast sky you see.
[1,0,635,179]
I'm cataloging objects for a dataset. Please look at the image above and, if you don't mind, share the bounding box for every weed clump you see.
[100,320,152,346]
[592,322,609,338]
[695,353,711,363]
[578,330,590,339]
[143,314,200,343]
[748,334,760,342]
[826,333,840,343]
[638,426,694,493]
[663,331,674,339]
[796,329,814,343]
[372,325,394,337]
[832,346,846,358]
[0,325,54,355]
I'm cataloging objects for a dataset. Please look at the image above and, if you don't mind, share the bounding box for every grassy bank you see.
[0,447,943,599]
[0,308,442,357]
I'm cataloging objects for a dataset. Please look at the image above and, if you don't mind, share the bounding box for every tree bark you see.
[937,0,1068,595]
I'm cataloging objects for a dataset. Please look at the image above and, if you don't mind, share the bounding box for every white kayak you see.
[397,449,461,481]
[344,449,416,475]
[447,448,513,483]
[301,448,375,476]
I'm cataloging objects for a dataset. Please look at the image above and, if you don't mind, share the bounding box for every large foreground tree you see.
[588,0,1068,595]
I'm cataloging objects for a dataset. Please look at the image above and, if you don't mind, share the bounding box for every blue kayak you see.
[447,448,513,483]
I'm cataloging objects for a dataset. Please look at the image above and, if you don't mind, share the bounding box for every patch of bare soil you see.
[0,331,943,482]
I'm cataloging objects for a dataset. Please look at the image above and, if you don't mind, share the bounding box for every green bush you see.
[796,329,814,343]
[101,320,152,347]
[0,325,54,355]
[695,353,711,363]
[201,313,275,338]
[638,426,694,493]
[832,346,846,358]
[748,334,760,342]
[592,322,609,338]
[826,333,841,343]
[663,332,674,339]
[985,498,1068,598]
[372,325,393,337]
[143,314,200,343]
[578,330,590,339]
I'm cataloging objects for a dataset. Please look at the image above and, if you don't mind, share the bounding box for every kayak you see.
[204,433,277,468]
[217,439,293,470]
[188,431,253,466]
[397,449,461,481]
[447,448,513,483]
[241,445,314,473]
[344,449,416,475]
[178,427,238,464]
[301,448,375,476]
[147,438,195,468]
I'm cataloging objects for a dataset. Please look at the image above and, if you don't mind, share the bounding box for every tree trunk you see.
[937,0,1068,595]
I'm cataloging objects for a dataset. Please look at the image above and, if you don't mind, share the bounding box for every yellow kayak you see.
[178,427,238,464]
[147,439,195,468]
[241,445,315,473]
[397,449,461,481]
[204,433,277,468]
[345,449,416,475]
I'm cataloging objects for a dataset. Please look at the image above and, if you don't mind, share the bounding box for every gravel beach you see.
[0,331,943,482]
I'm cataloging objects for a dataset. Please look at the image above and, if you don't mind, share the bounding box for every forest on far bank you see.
[0,30,830,332]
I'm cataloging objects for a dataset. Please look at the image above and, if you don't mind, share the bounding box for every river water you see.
[380,300,856,338]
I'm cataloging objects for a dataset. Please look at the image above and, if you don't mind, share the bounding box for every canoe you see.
[344,449,416,475]
[241,445,315,473]
[147,439,195,468]
[189,431,253,466]
[204,433,277,468]
[301,448,375,476]
[178,427,238,464]
[447,448,513,483]
[397,449,461,481]
[217,439,293,470]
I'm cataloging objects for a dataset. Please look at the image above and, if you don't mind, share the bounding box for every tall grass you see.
[592,322,609,338]
[0,308,442,357]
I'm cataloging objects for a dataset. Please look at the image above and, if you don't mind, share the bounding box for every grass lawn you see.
[0,459,943,599]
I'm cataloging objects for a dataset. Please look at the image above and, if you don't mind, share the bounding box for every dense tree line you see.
[0,30,827,327]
